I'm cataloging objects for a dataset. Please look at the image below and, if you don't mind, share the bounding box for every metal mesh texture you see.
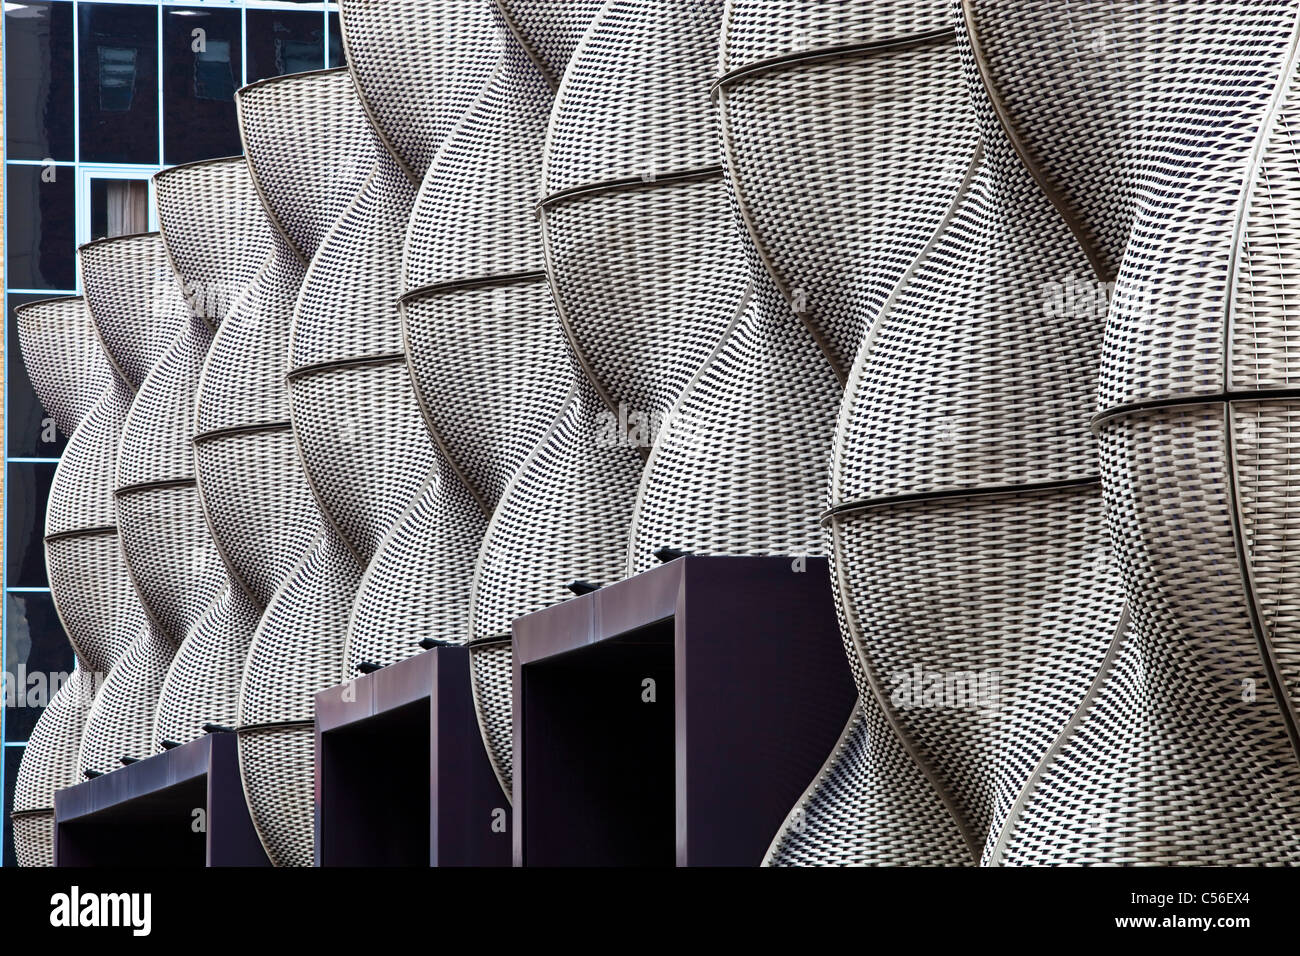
[152,156,276,330]
[23,0,1300,869]
[336,0,500,181]
[722,0,951,67]
[12,299,108,864]
[146,156,276,753]
[288,146,430,568]
[468,0,852,795]
[238,531,361,867]
[396,5,605,798]
[617,0,840,584]
[718,7,967,379]
[965,0,1300,864]
[11,668,97,866]
[16,296,111,438]
[401,35,569,512]
[78,233,185,391]
[496,0,608,88]
[714,0,1128,865]
[112,170,249,742]
[347,468,487,668]
[628,267,837,572]
[220,67,372,866]
[334,0,501,674]
[538,0,746,448]
[444,0,650,796]
[72,234,189,777]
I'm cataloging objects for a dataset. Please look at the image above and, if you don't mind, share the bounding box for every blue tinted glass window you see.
[246,9,324,83]
[3,751,20,867]
[4,1,75,161]
[164,7,243,164]
[4,163,76,291]
[5,462,57,589]
[4,593,74,743]
[6,292,71,458]
[328,10,344,68]
[78,3,159,164]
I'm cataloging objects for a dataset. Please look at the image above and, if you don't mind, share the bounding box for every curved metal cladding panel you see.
[962,0,1300,865]
[496,0,605,89]
[537,0,748,531]
[79,234,183,393]
[336,0,501,183]
[397,0,606,800]
[147,157,275,753]
[73,234,190,779]
[623,10,841,578]
[401,17,573,515]
[716,0,1128,866]
[468,0,757,799]
[710,0,969,866]
[16,297,111,439]
[461,0,645,802]
[220,67,373,868]
[298,1,495,679]
[12,297,111,865]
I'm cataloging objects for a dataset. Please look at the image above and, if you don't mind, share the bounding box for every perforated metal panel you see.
[149,156,274,752]
[219,67,371,866]
[713,0,1129,865]
[74,233,189,779]
[12,297,111,866]
[968,0,1300,865]
[397,3,613,798]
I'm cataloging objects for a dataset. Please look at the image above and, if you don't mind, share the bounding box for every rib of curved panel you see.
[148,156,275,753]
[961,0,1300,865]
[12,297,111,865]
[219,67,372,867]
[496,0,603,88]
[74,233,190,777]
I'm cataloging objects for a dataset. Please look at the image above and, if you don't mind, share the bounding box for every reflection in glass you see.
[3,1,75,161]
[97,46,138,111]
[4,462,58,589]
[78,3,159,164]
[4,163,76,291]
[163,7,242,164]
[194,39,236,100]
[246,10,324,83]
[3,593,74,743]
[328,10,344,68]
